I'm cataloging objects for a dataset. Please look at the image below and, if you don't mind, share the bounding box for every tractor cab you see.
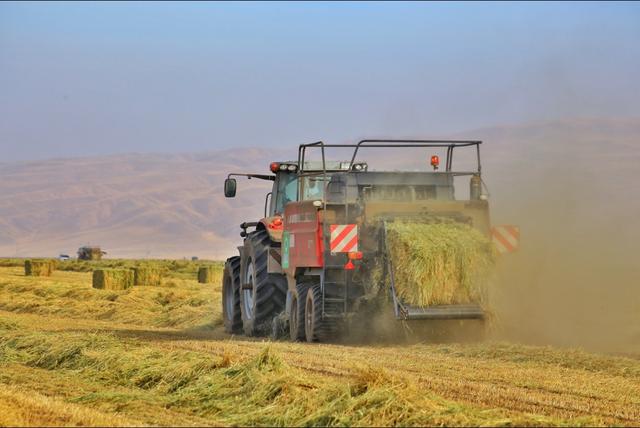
[224,160,362,217]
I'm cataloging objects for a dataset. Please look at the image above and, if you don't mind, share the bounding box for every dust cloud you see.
[317,130,640,353]
[486,136,640,354]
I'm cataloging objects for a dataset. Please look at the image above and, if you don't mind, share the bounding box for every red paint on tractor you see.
[284,201,323,269]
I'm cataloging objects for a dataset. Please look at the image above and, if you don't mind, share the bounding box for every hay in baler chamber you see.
[132,267,162,286]
[385,222,496,306]
[92,269,134,290]
[24,259,56,277]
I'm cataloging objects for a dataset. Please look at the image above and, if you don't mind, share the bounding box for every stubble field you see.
[0,260,638,426]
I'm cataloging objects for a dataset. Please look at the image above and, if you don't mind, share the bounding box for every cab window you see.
[273,173,298,214]
[300,176,326,200]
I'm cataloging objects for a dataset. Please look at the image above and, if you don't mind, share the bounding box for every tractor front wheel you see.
[239,230,287,336]
[222,256,242,334]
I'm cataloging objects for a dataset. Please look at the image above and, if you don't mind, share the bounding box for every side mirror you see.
[224,178,237,198]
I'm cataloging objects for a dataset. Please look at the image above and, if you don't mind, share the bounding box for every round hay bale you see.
[92,269,134,290]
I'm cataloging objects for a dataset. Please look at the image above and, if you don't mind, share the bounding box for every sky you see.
[1,1,639,161]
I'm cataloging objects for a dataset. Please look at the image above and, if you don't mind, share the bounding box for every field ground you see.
[0,261,639,426]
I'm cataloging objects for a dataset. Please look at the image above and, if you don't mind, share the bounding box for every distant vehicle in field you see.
[77,246,106,261]
[58,254,70,261]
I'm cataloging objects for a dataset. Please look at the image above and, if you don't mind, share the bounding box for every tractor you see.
[222,140,516,342]
[77,246,106,261]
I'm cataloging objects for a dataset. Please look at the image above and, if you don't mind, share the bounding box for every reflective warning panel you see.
[491,225,520,254]
[330,224,358,253]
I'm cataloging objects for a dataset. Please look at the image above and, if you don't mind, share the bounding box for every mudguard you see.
[259,216,284,242]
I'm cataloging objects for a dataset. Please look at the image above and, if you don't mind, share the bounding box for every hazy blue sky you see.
[1,1,639,161]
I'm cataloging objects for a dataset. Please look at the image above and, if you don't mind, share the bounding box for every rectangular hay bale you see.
[92,269,134,290]
[24,259,55,277]
[197,266,214,284]
[132,267,162,286]
[385,221,496,306]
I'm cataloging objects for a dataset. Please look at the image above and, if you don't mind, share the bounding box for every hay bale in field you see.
[132,267,162,286]
[24,259,55,277]
[385,221,496,306]
[197,266,214,284]
[92,269,134,290]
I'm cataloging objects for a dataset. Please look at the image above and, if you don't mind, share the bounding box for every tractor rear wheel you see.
[222,256,242,334]
[305,283,334,342]
[239,230,287,336]
[290,282,309,341]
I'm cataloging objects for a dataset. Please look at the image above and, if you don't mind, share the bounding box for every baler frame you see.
[297,139,483,175]
[293,140,486,324]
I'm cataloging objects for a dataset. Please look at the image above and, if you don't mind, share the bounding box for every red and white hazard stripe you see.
[330,224,358,253]
[491,225,520,254]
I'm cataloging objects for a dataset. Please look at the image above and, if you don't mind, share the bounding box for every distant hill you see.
[0,148,288,259]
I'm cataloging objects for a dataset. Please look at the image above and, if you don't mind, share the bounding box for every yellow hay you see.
[92,269,134,290]
[24,259,55,277]
[385,222,496,306]
[197,267,215,284]
[132,267,162,286]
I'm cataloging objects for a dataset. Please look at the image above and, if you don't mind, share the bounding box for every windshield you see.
[273,172,298,214]
[272,173,330,214]
[300,175,326,201]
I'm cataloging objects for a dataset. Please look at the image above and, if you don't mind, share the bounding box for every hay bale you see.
[197,266,214,284]
[24,259,55,277]
[385,221,496,306]
[132,267,162,286]
[92,269,134,290]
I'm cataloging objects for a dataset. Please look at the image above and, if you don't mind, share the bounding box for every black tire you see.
[305,283,335,342]
[239,230,287,336]
[222,256,242,334]
[290,282,309,341]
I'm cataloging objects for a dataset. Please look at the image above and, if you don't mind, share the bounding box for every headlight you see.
[287,164,297,172]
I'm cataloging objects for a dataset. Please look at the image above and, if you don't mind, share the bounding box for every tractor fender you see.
[255,217,284,275]
[258,216,283,243]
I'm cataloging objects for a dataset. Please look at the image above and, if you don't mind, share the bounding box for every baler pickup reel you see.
[382,221,485,321]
